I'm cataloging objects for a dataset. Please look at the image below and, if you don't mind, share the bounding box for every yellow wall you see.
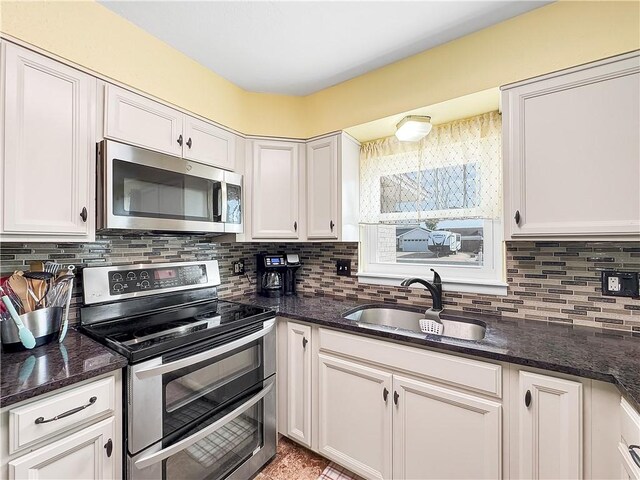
[1,1,639,139]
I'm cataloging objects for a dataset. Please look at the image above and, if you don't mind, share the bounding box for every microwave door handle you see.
[221,182,228,223]
[134,381,273,470]
[134,319,275,380]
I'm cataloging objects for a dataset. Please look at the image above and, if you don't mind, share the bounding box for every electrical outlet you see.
[601,270,639,298]
[336,259,351,277]
[232,260,245,275]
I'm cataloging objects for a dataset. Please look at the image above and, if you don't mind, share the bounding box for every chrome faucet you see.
[400,269,444,313]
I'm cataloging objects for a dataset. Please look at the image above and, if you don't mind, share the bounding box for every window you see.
[359,111,506,294]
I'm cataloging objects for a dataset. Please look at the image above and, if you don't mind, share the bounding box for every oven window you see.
[165,346,260,413]
[164,399,264,480]
[113,160,219,221]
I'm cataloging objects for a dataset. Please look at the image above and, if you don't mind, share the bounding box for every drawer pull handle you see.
[302,336,308,349]
[177,135,183,147]
[34,396,97,424]
[80,207,88,222]
[514,210,521,225]
[393,391,399,406]
[525,390,532,408]
[186,137,192,149]
[105,438,113,458]
[330,220,335,232]
[630,445,640,468]
[383,388,389,402]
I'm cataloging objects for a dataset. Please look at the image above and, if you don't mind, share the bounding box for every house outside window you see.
[358,111,506,295]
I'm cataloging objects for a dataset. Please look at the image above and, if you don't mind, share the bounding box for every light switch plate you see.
[336,259,351,277]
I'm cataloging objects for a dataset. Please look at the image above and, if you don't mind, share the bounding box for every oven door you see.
[128,319,275,454]
[129,375,276,480]
[99,140,226,233]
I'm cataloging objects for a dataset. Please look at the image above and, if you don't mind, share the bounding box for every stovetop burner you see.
[81,298,275,363]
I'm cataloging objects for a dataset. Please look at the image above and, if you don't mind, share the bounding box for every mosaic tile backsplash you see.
[1,237,639,331]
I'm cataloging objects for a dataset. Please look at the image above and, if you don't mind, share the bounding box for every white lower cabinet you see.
[518,371,583,479]
[392,375,502,480]
[286,322,312,447]
[8,417,115,480]
[318,353,393,480]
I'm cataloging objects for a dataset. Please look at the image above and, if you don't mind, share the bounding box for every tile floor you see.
[255,436,360,480]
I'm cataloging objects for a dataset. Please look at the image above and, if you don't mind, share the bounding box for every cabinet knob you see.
[393,391,399,406]
[80,207,88,223]
[177,134,183,146]
[514,210,521,225]
[525,389,532,408]
[330,220,335,232]
[629,445,640,468]
[294,221,298,232]
[105,438,113,458]
[302,336,308,348]
[383,388,389,402]
[186,137,192,149]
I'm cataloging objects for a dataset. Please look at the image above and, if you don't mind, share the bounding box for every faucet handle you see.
[430,268,442,286]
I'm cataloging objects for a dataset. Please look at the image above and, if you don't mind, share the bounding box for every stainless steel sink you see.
[343,307,486,341]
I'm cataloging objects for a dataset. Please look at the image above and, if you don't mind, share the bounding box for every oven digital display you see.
[270,258,280,265]
[154,268,177,280]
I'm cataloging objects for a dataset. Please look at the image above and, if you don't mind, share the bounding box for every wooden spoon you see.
[9,272,32,313]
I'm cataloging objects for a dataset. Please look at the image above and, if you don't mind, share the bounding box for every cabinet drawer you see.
[318,328,502,397]
[8,376,115,454]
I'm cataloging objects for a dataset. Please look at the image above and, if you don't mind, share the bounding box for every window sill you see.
[356,272,508,296]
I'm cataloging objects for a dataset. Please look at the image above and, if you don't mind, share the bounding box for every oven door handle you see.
[134,319,275,379]
[133,381,273,470]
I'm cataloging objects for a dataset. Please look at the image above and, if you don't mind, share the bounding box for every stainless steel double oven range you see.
[81,261,276,480]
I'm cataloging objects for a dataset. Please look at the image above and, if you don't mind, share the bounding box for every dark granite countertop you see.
[1,329,127,408]
[229,293,640,411]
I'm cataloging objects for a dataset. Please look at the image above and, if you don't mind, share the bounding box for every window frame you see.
[357,219,507,296]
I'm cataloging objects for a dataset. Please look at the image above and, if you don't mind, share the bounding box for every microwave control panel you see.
[108,264,208,295]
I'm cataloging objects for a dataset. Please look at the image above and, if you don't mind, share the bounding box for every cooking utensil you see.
[0,279,24,314]
[8,272,32,313]
[0,287,36,349]
[44,262,61,275]
[58,273,75,343]
[45,275,74,307]
[23,271,54,308]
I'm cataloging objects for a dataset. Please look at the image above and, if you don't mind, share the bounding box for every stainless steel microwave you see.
[97,140,242,234]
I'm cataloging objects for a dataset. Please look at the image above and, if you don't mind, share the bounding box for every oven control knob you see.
[140,271,149,279]
[126,272,137,280]
[140,280,151,289]
[112,273,123,282]
[113,283,124,292]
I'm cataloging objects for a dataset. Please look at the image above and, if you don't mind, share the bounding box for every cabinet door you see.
[183,115,236,170]
[104,84,183,157]
[503,53,640,238]
[251,140,300,239]
[306,136,338,239]
[392,375,502,480]
[286,322,312,447]
[2,42,95,239]
[8,417,115,480]
[519,371,582,479]
[318,353,392,480]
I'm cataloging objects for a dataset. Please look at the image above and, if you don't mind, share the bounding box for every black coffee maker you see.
[256,253,301,297]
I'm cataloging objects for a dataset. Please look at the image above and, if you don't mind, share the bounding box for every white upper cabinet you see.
[104,84,183,157]
[183,115,236,170]
[518,371,583,479]
[307,137,338,239]
[251,140,301,239]
[241,132,359,242]
[502,52,640,239]
[1,42,96,241]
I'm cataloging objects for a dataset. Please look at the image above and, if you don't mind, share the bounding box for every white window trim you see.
[358,220,507,296]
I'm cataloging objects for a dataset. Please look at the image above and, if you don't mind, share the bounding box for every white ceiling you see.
[99,1,550,96]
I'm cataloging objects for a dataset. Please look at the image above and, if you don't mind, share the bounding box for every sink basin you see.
[343,307,486,341]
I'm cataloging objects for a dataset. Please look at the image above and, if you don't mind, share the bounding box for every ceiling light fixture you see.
[395,115,432,142]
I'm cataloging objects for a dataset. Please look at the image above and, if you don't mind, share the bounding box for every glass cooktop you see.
[81,300,274,363]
